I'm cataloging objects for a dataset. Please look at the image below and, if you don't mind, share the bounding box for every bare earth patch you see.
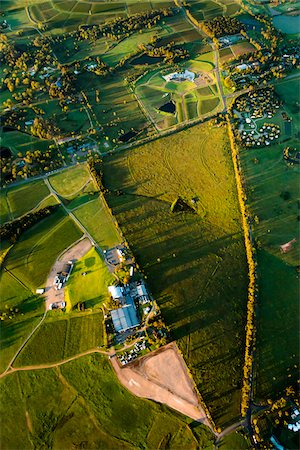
[45,237,92,311]
[111,342,215,432]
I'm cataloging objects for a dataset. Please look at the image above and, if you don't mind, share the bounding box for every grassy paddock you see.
[48,164,91,198]
[4,180,50,220]
[0,354,215,449]
[74,196,120,249]
[240,140,299,402]
[15,312,105,366]
[103,122,248,427]
[3,208,82,290]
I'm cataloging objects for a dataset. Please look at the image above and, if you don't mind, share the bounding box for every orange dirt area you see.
[111,342,215,432]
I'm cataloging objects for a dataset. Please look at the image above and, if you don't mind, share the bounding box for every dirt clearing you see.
[111,342,215,432]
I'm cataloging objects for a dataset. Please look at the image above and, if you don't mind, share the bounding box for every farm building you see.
[108,285,124,300]
[136,282,149,304]
[163,69,195,83]
[111,296,140,333]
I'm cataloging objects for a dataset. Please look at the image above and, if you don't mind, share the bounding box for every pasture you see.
[2,207,82,291]
[65,247,115,311]
[74,196,120,249]
[1,180,50,222]
[238,76,300,402]
[103,122,248,427]
[0,207,82,372]
[134,56,221,129]
[48,164,91,198]
[240,139,299,402]
[0,354,214,449]
[15,312,105,366]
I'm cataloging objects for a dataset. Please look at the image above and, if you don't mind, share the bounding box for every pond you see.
[273,15,300,34]
[119,130,137,143]
[131,53,163,66]
[159,101,176,114]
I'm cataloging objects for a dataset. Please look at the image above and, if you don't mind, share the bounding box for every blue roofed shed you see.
[111,296,140,333]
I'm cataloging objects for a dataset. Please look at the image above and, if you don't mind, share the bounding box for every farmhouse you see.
[163,69,195,83]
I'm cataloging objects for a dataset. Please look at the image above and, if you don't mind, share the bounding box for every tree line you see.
[1,205,59,243]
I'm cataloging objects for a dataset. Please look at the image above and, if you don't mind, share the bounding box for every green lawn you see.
[74,196,120,249]
[15,312,105,366]
[48,164,91,198]
[103,122,248,427]
[4,180,50,220]
[0,354,215,449]
[65,247,115,311]
[240,138,299,402]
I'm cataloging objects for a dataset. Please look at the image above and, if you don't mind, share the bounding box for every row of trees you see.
[87,154,106,193]
[226,116,257,418]
[1,205,59,243]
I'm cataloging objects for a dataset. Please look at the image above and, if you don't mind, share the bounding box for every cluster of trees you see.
[170,196,196,213]
[30,117,60,139]
[1,147,64,184]
[0,205,58,243]
[0,305,20,322]
[201,16,244,39]
[140,40,189,63]
[87,154,106,193]
[226,116,257,418]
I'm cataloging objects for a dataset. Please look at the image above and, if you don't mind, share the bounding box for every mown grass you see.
[48,164,91,198]
[103,122,248,427]
[239,141,299,402]
[0,354,215,449]
[4,180,50,220]
[65,247,115,311]
[74,196,120,249]
[15,312,105,366]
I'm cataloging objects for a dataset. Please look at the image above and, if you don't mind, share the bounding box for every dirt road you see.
[110,342,215,433]
[45,237,92,311]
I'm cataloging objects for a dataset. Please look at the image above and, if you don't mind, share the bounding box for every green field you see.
[48,164,91,197]
[0,208,82,372]
[65,247,115,311]
[15,312,105,366]
[236,76,300,403]
[74,196,120,249]
[2,207,82,290]
[0,130,54,157]
[3,180,50,221]
[103,122,248,427]
[240,139,299,402]
[0,353,214,449]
